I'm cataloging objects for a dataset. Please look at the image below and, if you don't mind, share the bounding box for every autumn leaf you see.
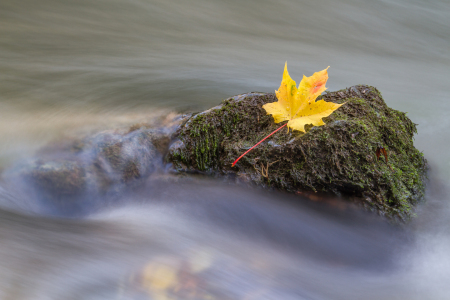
[138,253,215,300]
[262,62,344,132]
[232,62,344,167]
[141,262,177,291]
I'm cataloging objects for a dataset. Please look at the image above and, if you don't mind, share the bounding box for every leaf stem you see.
[232,123,287,167]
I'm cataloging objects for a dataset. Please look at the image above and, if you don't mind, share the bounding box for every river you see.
[0,0,449,299]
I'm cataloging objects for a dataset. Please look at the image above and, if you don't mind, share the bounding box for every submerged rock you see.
[168,85,427,221]
[26,160,87,197]
[12,116,184,207]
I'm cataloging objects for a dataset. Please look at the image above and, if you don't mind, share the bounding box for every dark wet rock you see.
[87,129,159,185]
[8,85,427,221]
[13,115,186,205]
[167,85,427,222]
[26,160,86,197]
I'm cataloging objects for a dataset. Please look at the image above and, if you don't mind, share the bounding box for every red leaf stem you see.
[231,123,287,167]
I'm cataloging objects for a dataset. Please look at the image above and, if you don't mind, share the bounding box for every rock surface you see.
[168,85,427,221]
[10,116,182,211]
[7,85,427,221]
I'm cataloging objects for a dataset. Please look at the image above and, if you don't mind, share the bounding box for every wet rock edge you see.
[167,85,428,222]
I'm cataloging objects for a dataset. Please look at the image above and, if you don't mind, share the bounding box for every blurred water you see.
[1,0,450,298]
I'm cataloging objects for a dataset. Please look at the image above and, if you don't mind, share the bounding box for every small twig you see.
[252,158,261,175]
[260,163,268,177]
[268,160,280,167]
[260,160,279,178]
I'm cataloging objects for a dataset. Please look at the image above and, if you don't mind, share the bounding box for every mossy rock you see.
[168,85,427,222]
[8,85,427,221]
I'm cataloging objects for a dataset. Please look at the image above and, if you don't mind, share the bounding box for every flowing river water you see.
[1,0,450,299]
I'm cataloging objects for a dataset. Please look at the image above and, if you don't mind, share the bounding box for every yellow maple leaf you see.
[231,62,345,167]
[262,62,344,132]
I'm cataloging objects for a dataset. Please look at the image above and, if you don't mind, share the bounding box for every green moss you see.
[168,86,427,222]
[172,97,252,171]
